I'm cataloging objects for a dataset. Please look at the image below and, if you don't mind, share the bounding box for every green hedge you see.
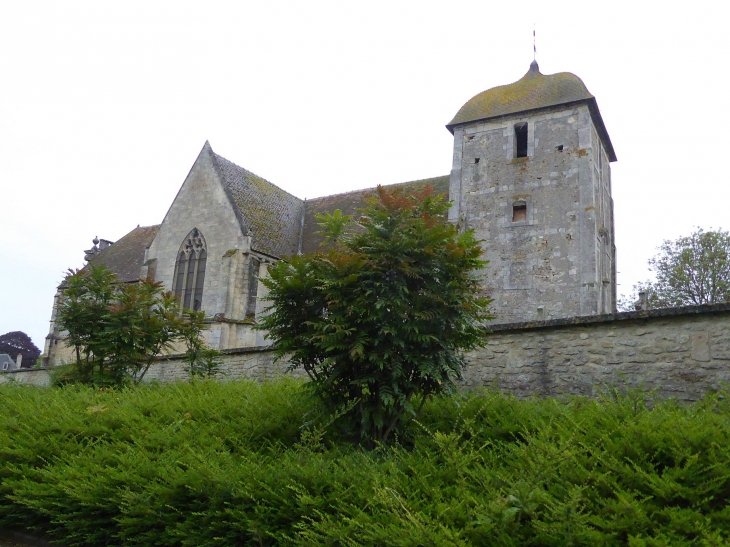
[1,380,730,546]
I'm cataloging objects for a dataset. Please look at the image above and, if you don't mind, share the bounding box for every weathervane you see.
[533,25,536,61]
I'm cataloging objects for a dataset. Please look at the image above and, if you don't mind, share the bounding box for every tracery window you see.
[172,228,207,311]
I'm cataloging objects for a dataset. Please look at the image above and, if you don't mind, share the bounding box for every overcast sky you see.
[2,0,728,350]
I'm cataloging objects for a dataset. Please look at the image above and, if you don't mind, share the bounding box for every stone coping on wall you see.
[488,302,730,334]
[0,367,50,373]
[155,345,275,360]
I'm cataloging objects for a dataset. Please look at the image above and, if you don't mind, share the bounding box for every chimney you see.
[15,354,22,368]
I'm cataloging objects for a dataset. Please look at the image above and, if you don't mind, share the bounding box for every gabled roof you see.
[447,61,616,162]
[300,175,450,255]
[207,144,305,258]
[88,225,160,282]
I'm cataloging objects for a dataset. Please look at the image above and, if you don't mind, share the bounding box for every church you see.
[44,61,617,366]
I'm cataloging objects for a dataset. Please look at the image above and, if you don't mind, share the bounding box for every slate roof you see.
[210,148,305,258]
[88,225,160,283]
[300,175,450,255]
[0,354,16,371]
[447,61,616,161]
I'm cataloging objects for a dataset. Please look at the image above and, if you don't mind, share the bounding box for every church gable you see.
[146,143,249,316]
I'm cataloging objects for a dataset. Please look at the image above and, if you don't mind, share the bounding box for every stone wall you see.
[9,305,730,401]
[144,346,297,383]
[0,368,51,387]
[462,303,730,401]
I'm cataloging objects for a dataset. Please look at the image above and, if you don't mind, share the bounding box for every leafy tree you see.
[57,264,209,386]
[0,331,40,368]
[620,228,730,310]
[258,185,492,445]
[180,309,224,379]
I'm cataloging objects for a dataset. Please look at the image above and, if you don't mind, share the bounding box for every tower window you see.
[514,122,528,158]
[512,201,527,222]
[172,228,207,311]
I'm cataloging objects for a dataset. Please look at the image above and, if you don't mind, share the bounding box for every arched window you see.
[172,228,207,311]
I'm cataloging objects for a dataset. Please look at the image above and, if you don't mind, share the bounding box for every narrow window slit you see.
[514,122,528,158]
[246,258,261,319]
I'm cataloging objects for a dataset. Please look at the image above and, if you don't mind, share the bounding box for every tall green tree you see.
[258,186,492,444]
[57,264,210,386]
[621,228,730,310]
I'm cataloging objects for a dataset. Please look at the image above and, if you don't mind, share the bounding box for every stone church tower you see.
[446,61,617,323]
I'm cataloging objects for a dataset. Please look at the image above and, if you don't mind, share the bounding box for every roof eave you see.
[445,98,617,162]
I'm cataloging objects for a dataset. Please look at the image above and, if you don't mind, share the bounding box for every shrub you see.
[2,381,730,545]
[258,186,492,445]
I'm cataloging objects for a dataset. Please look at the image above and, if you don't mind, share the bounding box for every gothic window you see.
[514,122,528,158]
[172,228,207,311]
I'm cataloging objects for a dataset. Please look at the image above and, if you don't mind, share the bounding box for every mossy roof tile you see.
[300,175,450,255]
[88,225,159,283]
[211,152,305,258]
[448,62,616,161]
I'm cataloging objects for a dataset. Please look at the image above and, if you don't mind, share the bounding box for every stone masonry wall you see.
[462,304,730,401]
[449,104,615,324]
[9,306,730,402]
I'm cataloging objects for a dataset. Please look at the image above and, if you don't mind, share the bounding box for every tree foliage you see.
[258,185,492,444]
[57,264,212,386]
[0,331,40,368]
[620,228,730,310]
[180,309,224,379]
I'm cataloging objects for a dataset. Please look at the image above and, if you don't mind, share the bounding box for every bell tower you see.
[447,61,617,323]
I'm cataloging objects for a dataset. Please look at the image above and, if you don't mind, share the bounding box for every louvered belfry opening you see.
[172,228,207,311]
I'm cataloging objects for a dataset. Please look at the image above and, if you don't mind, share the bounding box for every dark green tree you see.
[258,185,492,444]
[57,264,210,386]
[620,228,730,310]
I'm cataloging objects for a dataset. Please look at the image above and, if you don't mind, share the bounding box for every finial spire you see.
[533,24,536,61]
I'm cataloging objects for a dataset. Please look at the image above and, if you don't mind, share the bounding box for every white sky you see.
[2,0,728,350]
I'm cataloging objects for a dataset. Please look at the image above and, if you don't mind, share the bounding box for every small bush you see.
[1,381,730,545]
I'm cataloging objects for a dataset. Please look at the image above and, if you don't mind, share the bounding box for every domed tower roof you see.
[447,61,616,161]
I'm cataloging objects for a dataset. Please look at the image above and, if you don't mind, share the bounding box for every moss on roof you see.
[448,61,594,128]
[88,225,160,283]
[211,152,305,258]
[300,175,450,255]
[447,61,616,161]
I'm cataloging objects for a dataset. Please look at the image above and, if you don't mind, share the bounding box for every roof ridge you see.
[307,175,450,202]
[212,152,303,203]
